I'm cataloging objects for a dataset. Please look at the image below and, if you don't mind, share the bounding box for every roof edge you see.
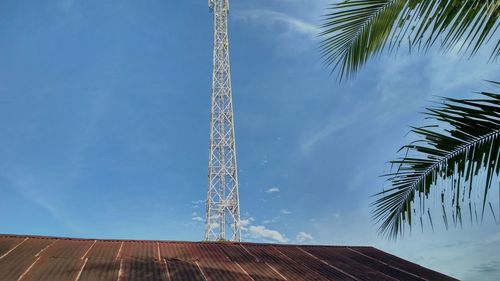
[0,233,374,248]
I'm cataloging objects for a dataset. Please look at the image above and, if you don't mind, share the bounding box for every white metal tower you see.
[204,0,241,242]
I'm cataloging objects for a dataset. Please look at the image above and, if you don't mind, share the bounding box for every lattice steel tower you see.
[204,0,241,242]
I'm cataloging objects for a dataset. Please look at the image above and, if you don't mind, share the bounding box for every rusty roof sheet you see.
[0,234,456,281]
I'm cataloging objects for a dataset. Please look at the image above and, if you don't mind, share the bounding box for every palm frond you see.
[373,82,500,239]
[321,0,500,79]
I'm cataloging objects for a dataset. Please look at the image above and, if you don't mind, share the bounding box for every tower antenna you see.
[204,0,241,242]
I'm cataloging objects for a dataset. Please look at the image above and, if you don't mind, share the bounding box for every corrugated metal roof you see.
[0,234,456,281]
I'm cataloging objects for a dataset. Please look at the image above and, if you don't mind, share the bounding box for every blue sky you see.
[0,0,499,280]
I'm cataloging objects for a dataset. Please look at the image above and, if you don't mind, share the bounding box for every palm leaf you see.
[373,82,500,239]
[320,0,500,79]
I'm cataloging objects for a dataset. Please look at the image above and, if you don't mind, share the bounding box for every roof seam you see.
[115,242,124,260]
[297,247,361,281]
[162,258,171,281]
[195,260,209,281]
[16,255,41,281]
[239,244,260,262]
[74,257,88,281]
[156,242,161,260]
[271,245,302,263]
[35,239,58,257]
[265,262,288,281]
[0,237,29,260]
[234,261,256,281]
[347,247,429,281]
[272,245,330,280]
[81,240,97,260]
[117,259,124,281]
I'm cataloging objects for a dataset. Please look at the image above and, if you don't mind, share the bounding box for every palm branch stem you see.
[374,88,500,238]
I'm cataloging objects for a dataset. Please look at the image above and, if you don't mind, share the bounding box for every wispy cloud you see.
[472,260,500,274]
[302,48,499,154]
[2,171,83,232]
[280,209,292,215]
[266,187,280,193]
[234,9,318,38]
[263,216,281,225]
[374,49,499,121]
[191,199,204,209]
[192,216,203,222]
[191,211,203,223]
[301,105,367,153]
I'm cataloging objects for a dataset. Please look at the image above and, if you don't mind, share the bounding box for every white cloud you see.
[296,232,314,243]
[208,222,219,229]
[280,209,292,215]
[191,199,205,209]
[240,218,252,231]
[263,216,281,224]
[240,219,251,227]
[239,217,286,242]
[191,211,203,222]
[192,216,203,222]
[301,48,499,154]
[266,187,280,193]
[249,225,288,243]
[373,48,499,122]
[234,9,318,38]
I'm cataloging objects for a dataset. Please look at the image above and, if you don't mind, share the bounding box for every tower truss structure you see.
[204,0,241,242]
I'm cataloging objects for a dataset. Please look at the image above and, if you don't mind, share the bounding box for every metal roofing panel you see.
[120,258,168,281]
[192,243,231,262]
[198,259,253,281]
[0,238,54,281]
[219,243,255,262]
[77,258,120,281]
[352,247,457,281]
[0,235,457,281]
[19,257,83,281]
[160,243,251,280]
[166,259,205,281]
[309,246,425,281]
[120,241,158,260]
[299,246,398,281]
[41,239,93,258]
[220,244,285,281]
[159,242,199,261]
[87,241,122,259]
[234,261,285,281]
[0,236,25,257]
[275,244,357,280]
[243,244,332,281]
